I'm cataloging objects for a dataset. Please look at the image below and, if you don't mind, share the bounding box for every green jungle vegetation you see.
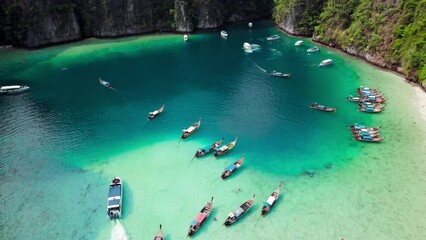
[274,0,426,83]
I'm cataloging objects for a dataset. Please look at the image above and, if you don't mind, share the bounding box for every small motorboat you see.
[153,224,164,240]
[214,137,237,157]
[184,35,188,41]
[0,85,30,94]
[358,106,384,113]
[221,154,245,179]
[346,95,361,102]
[195,137,224,158]
[99,77,112,89]
[187,197,214,237]
[310,102,336,112]
[261,181,284,216]
[271,70,290,78]
[243,42,251,50]
[319,59,333,67]
[107,177,122,220]
[248,22,253,28]
[224,194,255,227]
[295,40,304,46]
[182,118,201,139]
[307,46,319,53]
[148,104,165,120]
[353,136,384,142]
[220,31,228,37]
[267,35,280,41]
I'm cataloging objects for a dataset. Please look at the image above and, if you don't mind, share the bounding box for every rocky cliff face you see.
[274,0,426,87]
[0,0,272,47]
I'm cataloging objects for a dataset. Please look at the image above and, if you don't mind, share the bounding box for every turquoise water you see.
[1,20,426,240]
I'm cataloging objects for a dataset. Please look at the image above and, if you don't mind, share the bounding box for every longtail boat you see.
[271,71,290,78]
[221,154,245,179]
[345,95,361,102]
[358,101,385,108]
[261,181,284,216]
[187,197,214,237]
[361,96,387,103]
[99,77,112,89]
[214,137,237,157]
[310,102,336,112]
[181,118,201,139]
[358,106,384,113]
[349,124,381,132]
[148,104,165,120]
[107,177,122,220]
[224,194,255,227]
[153,224,164,240]
[195,138,224,158]
[351,128,380,135]
[352,131,380,138]
[354,136,384,142]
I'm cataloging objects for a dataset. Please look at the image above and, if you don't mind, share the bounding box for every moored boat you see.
[224,194,255,227]
[107,177,122,220]
[0,85,30,94]
[184,35,188,41]
[214,137,238,157]
[319,59,333,67]
[243,42,251,50]
[220,31,228,37]
[361,96,387,103]
[307,46,319,53]
[148,104,165,120]
[353,131,380,138]
[154,224,164,240]
[187,197,214,237]
[354,135,384,142]
[221,154,245,179]
[271,70,290,78]
[349,123,380,132]
[294,40,304,46]
[351,128,380,135]
[358,106,384,113]
[195,137,224,158]
[99,77,112,89]
[261,181,284,216]
[182,118,201,139]
[310,102,336,112]
[346,95,361,102]
[267,34,280,41]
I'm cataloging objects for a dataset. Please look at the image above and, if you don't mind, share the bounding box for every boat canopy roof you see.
[108,185,121,197]
[218,145,229,151]
[186,126,196,132]
[108,199,120,207]
[235,207,244,217]
[266,196,276,205]
[1,85,21,90]
[195,213,207,222]
[225,164,237,171]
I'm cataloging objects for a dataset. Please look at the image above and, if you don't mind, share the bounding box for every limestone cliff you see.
[0,0,272,47]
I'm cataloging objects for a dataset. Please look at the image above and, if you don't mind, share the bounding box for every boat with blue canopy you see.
[270,70,290,78]
[349,123,381,132]
[221,154,244,179]
[107,177,122,220]
[354,135,384,142]
[195,137,224,158]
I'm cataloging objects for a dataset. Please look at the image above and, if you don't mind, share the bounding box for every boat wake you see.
[251,61,267,73]
[111,220,129,240]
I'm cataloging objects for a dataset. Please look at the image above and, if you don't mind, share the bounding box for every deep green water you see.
[1,21,426,240]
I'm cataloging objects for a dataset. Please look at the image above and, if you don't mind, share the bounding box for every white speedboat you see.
[107,177,122,220]
[248,22,253,28]
[319,59,333,67]
[0,85,30,94]
[267,35,280,41]
[295,40,304,46]
[243,42,251,50]
[307,46,319,53]
[220,31,228,37]
[184,35,188,41]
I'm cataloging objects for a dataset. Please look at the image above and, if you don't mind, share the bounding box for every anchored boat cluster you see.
[107,104,286,238]
[347,86,387,113]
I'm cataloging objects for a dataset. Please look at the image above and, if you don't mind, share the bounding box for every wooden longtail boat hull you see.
[188,197,214,237]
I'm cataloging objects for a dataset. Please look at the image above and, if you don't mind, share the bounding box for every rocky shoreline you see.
[276,24,426,93]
